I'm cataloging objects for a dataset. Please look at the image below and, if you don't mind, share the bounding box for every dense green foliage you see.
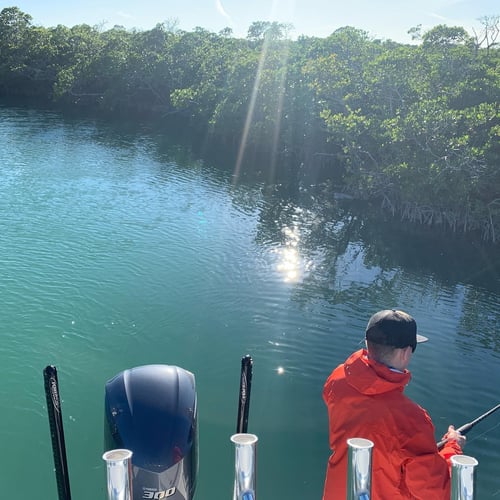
[1,7,499,242]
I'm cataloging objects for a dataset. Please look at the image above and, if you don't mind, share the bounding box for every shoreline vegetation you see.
[1,7,499,244]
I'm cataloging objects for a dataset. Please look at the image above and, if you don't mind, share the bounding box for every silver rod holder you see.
[103,449,133,500]
[451,455,478,500]
[231,433,258,500]
[346,438,374,500]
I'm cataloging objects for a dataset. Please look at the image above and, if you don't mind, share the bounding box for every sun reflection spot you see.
[277,247,300,282]
[276,366,285,375]
[275,225,303,282]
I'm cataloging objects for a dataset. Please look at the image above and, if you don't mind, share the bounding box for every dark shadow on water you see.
[358,207,500,291]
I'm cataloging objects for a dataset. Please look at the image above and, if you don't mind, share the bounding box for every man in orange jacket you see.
[322,309,465,500]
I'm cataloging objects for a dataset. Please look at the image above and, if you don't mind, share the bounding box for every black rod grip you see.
[236,355,253,433]
[43,365,72,500]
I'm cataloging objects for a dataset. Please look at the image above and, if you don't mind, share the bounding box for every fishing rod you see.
[43,365,72,500]
[233,355,257,500]
[437,403,500,449]
[236,354,253,433]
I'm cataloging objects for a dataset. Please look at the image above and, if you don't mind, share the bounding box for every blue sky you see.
[10,0,499,42]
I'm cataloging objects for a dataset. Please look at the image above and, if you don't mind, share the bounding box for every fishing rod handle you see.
[236,355,253,434]
[43,365,72,500]
[438,403,500,448]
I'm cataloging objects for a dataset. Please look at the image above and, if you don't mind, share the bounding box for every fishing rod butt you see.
[236,355,253,434]
[43,364,72,500]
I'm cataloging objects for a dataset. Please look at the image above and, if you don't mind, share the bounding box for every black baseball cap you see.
[365,309,428,352]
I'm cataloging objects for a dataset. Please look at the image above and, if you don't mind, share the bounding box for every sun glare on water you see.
[274,225,304,283]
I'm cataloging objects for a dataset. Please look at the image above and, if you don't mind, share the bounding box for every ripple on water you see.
[1,107,499,499]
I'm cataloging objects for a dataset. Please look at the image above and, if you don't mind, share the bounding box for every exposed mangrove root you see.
[380,196,499,244]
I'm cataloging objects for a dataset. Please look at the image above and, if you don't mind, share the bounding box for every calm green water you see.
[1,105,499,499]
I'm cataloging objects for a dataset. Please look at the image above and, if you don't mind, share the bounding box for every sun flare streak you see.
[232,4,293,185]
[233,40,270,184]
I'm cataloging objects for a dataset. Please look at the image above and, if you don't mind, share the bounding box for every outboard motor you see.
[104,364,198,500]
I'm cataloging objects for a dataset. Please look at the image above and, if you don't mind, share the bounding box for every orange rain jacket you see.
[322,349,462,500]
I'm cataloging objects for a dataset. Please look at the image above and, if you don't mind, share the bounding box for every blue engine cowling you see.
[104,364,198,500]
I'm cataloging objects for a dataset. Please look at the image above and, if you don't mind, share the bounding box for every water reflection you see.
[2,104,500,499]
[273,225,302,282]
[253,186,500,357]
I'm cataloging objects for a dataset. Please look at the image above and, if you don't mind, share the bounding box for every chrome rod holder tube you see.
[231,433,258,500]
[103,449,133,500]
[346,438,374,500]
[451,455,478,500]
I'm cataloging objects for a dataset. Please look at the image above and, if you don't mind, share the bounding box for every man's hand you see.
[443,425,466,448]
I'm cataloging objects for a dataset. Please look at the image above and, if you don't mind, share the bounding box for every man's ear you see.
[403,345,413,363]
